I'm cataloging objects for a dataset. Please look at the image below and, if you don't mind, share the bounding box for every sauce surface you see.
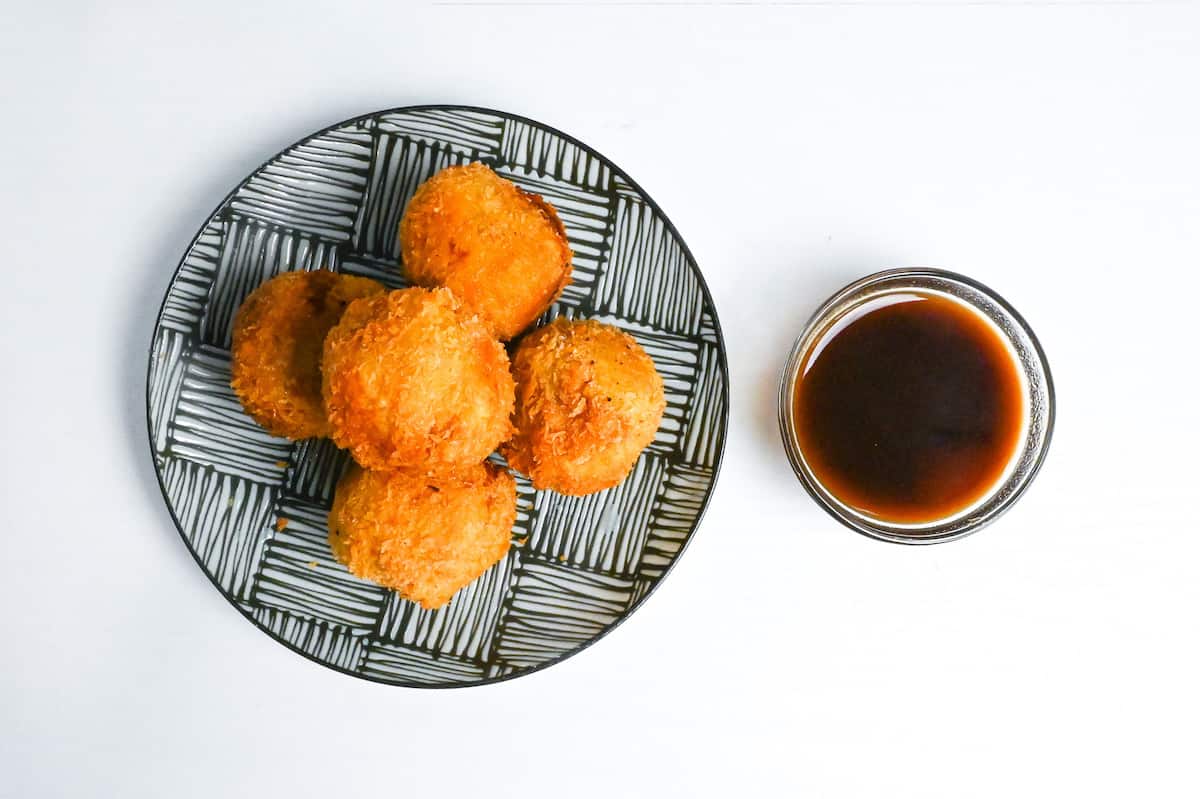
[793,292,1024,524]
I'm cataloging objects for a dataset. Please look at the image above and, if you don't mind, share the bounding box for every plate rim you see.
[144,103,731,688]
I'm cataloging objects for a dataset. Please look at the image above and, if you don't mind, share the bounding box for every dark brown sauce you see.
[793,293,1024,524]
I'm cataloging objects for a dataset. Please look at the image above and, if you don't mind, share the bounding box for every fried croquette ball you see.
[322,287,515,472]
[503,319,666,495]
[328,463,516,609]
[399,162,573,341]
[230,270,385,439]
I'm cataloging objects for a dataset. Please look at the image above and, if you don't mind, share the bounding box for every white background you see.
[3,1,1199,797]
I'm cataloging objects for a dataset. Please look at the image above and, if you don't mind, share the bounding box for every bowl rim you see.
[777,267,1055,545]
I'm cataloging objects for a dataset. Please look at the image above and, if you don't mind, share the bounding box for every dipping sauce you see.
[792,292,1025,524]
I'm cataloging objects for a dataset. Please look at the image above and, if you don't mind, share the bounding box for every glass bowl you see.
[777,268,1055,544]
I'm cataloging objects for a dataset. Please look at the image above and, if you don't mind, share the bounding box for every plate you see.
[146,105,728,687]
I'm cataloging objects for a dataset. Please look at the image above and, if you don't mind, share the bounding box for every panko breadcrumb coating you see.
[328,463,516,609]
[503,319,665,495]
[399,163,573,340]
[230,270,385,439]
[322,287,515,472]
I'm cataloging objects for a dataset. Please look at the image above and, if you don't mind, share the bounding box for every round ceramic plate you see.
[146,105,728,687]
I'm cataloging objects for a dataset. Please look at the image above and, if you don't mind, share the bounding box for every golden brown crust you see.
[230,270,385,440]
[398,163,573,341]
[502,319,666,495]
[328,463,515,609]
[321,286,516,472]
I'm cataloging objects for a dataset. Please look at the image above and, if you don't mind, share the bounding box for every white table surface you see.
[4,2,1199,797]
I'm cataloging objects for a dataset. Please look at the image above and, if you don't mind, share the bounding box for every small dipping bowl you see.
[778,268,1055,544]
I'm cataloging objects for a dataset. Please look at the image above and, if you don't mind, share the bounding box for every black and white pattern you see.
[146,106,728,687]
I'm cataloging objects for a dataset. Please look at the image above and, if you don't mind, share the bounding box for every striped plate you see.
[146,106,728,687]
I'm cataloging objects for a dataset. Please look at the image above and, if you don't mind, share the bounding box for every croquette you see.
[503,319,666,495]
[399,163,573,341]
[328,462,516,609]
[322,287,515,472]
[230,269,385,439]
